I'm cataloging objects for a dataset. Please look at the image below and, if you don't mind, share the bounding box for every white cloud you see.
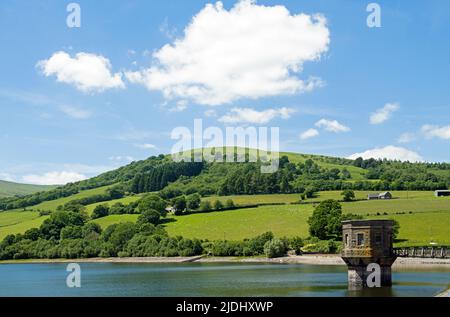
[315,119,350,133]
[397,132,416,144]
[37,51,125,93]
[348,146,423,162]
[370,103,400,125]
[125,0,330,105]
[169,100,188,112]
[0,173,15,182]
[300,128,319,140]
[22,171,87,185]
[134,143,157,150]
[204,109,218,117]
[159,17,178,40]
[422,124,450,140]
[218,107,295,124]
[59,105,92,119]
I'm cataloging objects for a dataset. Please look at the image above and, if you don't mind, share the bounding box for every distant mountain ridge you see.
[0,180,56,198]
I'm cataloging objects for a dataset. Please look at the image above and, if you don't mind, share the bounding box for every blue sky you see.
[1,0,449,184]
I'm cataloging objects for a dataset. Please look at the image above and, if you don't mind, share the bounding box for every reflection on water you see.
[0,262,448,297]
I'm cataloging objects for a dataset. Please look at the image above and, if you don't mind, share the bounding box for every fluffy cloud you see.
[370,103,400,125]
[422,124,450,140]
[37,51,125,93]
[204,109,218,117]
[125,0,330,105]
[315,119,350,133]
[218,107,295,124]
[397,132,415,144]
[300,128,319,140]
[348,146,423,162]
[22,171,87,185]
[169,100,188,112]
[59,105,92,119]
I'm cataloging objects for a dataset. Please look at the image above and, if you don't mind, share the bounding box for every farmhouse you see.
[367,192,392,200]
[435,190,450,197]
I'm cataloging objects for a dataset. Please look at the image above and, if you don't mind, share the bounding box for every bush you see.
[264,238,287,258]
[109,202,127,215]
[289,236,304,255]
[92,204,109,219]
[248,232,274,254]
[307,200,343,240]
[102,222,138,256]
[341,190,355,202]
[177,238,203,256]
[60,226,83,240]
[173,196,187,216]
[213,200,224,210]
[137,209,161,226]
[225,199,235,209]
[138,194,168,217]
[186,193,201,211]
[304,186,317,199]
[301,239,342,254]
[199,201,212,212]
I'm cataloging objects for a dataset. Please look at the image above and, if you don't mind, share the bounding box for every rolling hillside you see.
[0,149,449,248]
[0,180,56,198]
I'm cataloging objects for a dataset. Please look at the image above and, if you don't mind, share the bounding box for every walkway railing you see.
[393,246,449,258]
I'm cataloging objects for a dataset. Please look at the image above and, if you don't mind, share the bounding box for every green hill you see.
[1,148,449,212]
[0,149,449,251]
[0,180,56,199]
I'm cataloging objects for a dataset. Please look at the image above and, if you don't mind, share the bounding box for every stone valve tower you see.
[341,220,397,290]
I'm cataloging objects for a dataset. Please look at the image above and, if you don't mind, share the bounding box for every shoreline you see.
[1,255,450,269]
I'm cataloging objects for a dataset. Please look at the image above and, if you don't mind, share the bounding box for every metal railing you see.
[393,246,449,258]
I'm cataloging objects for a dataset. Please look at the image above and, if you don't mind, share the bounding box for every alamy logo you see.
[171,119,280,173]
[366,263,381,288]
[366,3,381,28]
[66,3,81,28]
[66,263,81,288]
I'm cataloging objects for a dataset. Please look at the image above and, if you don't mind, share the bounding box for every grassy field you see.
[281,152,368,180]
[91,214,139,228]
[0,180,56,198]
[0,211,49,240]
[165,205,313,240]
[203,193,302,205]
[204,191,439,206]
[1,191,449,246]
[87,203,450,246]
[0,211,42,228]
[25,185,114,212]
[369,212,450,247]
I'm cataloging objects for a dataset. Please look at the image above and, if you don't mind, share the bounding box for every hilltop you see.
[0,180,56,199]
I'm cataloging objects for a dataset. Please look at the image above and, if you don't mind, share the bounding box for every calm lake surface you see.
[0,262,448,297]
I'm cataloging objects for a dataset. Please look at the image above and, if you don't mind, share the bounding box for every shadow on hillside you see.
[160,218,177,225]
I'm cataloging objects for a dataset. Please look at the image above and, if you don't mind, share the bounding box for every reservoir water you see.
[0,262,448,297]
